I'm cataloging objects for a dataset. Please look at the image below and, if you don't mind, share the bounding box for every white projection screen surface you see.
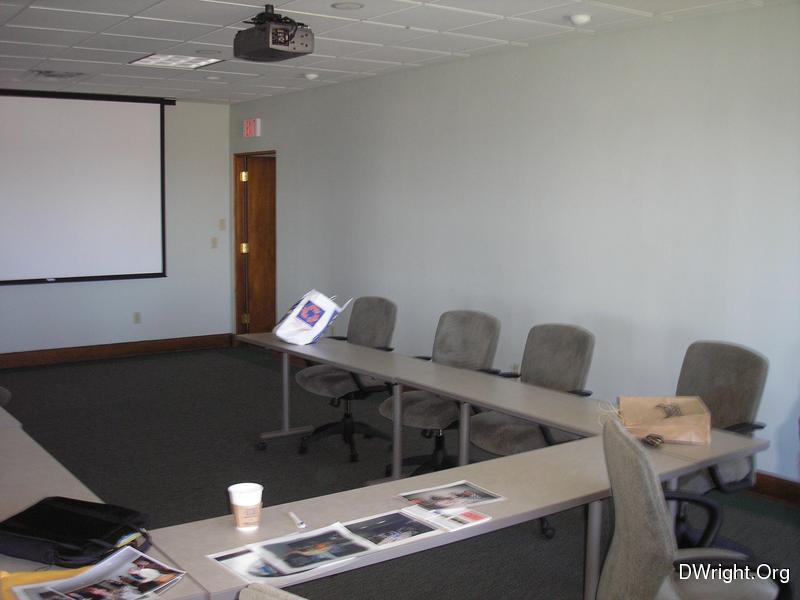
[0,93,167,284]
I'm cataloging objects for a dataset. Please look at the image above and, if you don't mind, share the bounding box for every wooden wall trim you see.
[751,471,800,507]
[0,334,233,369]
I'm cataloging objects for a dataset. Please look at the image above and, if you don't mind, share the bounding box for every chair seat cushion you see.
[295,365,385,399]
[470,411,547,455]
[656,570,778,600]
[678,458,753,494]
[378,390,459,430]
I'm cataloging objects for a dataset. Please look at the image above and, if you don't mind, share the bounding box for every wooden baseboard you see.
[751,471,800,507]
[0,334,233,369]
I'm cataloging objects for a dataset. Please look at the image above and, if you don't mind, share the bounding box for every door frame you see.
[233,150,277,335]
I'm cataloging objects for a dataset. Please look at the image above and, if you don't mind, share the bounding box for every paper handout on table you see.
[12,546,184,600]
[397,480,504,512]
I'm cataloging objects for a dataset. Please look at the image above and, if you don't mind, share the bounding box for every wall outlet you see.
[211,236,218,249]
[218,218,226,231]
[133,312,142,324]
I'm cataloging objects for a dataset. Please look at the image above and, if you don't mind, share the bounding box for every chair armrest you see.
[347,372,390,396]
[374,346,394,352]
[664,491,722,547]
[499,372,520,378]
[725,422,765,434]
[673,548,749,564]
[478,368,501,375]
[568,389,592,397]
[414,355,432,361]
[328,335,348,341]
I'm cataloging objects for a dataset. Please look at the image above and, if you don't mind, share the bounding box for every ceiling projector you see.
[234,4,314,62]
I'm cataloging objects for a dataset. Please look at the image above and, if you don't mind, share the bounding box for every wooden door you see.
[234,154,276,334]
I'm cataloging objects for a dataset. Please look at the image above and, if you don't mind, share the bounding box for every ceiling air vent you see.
[28,70,85,80]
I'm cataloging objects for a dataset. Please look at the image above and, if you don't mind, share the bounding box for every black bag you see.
[0,496,150,567]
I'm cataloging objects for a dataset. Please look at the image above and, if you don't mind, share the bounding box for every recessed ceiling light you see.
[569,14,592,26]
[331,2,365,9]
[129,54,223,70]
[304,73,319,80]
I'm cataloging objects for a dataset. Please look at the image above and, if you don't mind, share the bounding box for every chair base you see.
[299,411,390,462]
[384,432,459,477]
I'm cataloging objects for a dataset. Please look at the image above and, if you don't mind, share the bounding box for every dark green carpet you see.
[2,347,798,599]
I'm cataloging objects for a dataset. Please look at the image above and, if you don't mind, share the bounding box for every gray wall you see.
[231,4,800,479]
[0,101,232,352]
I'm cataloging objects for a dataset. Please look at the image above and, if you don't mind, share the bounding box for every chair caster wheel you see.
[255,441,268,451]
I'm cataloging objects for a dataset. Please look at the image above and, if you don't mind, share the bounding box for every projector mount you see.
[245,5,307,43]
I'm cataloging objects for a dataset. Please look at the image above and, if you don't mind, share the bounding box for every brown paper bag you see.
[618,396,711,445]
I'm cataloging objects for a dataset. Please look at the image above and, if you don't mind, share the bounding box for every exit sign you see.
[243,118,261,138]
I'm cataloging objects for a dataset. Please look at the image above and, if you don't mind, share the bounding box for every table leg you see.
[391,383,403,480]
[583,500,603,600]
[458,402,471,466]
[257,352,313,443]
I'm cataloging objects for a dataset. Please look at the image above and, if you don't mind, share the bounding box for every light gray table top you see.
[0,427,206,600]
[658,428,769,466]
[237,333,604,437]
[151,435,698,600]
[0,406,21,429]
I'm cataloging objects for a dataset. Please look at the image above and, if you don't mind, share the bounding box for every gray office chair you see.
[378,310,500,475]
[674,341,768,547]
[295,297,397,462]
[597,418,779,600]
[469,323,594,538]
[0,386,10,408]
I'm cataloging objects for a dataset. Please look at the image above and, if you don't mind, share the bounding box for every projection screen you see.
[0,91,170,285]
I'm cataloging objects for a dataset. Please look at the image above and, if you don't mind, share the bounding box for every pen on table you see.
[288,511,306,529]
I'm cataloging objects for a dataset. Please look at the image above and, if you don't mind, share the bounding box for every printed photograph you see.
[256,526,371,573]
[344,512,439,546]
[212,547,286,582]
[399,481,503,511]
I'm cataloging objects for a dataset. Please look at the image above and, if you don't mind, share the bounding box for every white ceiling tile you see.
[370,5,499,30]
[57,46,146,61]
[168,67,256,82]
[412,52,464,65]
[395,32,503,53]
[319,21,426,44]
[279,10,357,33]
[304,55,396,71]
[162,76,228,88]
[159,40,234,59]
[104,63,177,77]
[0,54,41,68]
[350,44,444,62]
[79,33,178,52]
[430,0,569,16]
[193,26,242,45]
[0,79,69,89]
[88,73,166,85]
[454,16,567,40]
[519,2,647,27]
[0,4,26,25]
[32,57,122,72]
[663,0,758,17]
[0,40,66,56]
[280,0,412,20]
[7,7,127,31]
[137,0,262,27]
[203,58,297,75]
[0,66,31,80]
[271,52,334,66]
[26,1,162,15]
[314,36,378,56]
[0,25,92,44]
[105,16,217,40]
[67,83,140,93]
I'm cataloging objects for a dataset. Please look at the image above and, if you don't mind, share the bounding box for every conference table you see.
[237,333,605,480]
[0,419,207,600]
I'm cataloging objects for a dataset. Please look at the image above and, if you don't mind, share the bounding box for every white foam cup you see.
[228,483,263,531]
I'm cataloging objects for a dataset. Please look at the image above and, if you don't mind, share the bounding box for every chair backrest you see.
[345,297,397,348]
[431,310,500,370]
[596,418,677,600]
[676,341,768,429]
[519,324,595,391]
